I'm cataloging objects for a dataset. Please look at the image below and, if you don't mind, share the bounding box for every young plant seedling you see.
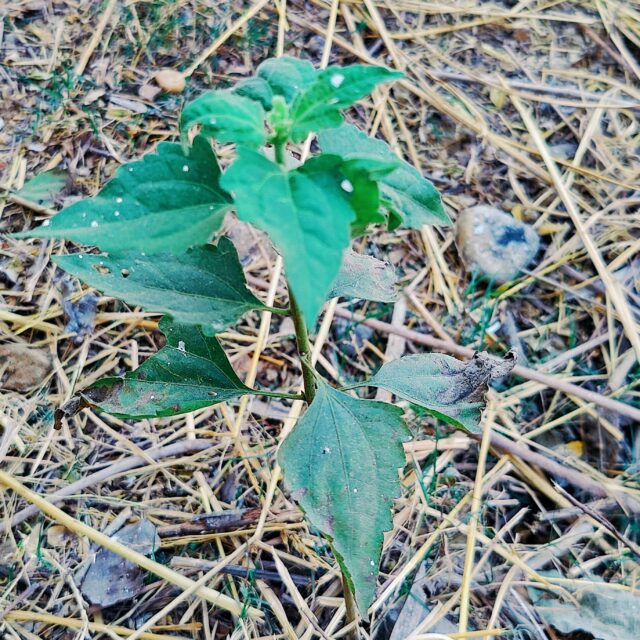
[20,57,508,623]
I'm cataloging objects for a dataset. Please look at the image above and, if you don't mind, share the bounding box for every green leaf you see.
[341,158,398,236]
[290,65,403,142]
[317,124,450,227]
[354,352,515,433]
[278,380,410,614]
[180,91,267,148]
[232,77,273,110]
[82,318,250,418]
[256,56,317,103]
[221,149,359,326]
[16,137,231,254]
[328,250,398,302]
[54,237,266,335]
[16,169,67,206]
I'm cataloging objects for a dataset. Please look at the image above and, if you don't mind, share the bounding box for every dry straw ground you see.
[1,1,640,639]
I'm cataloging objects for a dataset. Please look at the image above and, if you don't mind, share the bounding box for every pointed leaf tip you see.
[16,137,232,255]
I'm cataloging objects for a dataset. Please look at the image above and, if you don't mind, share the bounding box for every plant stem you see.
[274,138,286,166]
[271,133,315,401]
[342,573,360,640]
[288,289,316,404]
[271,114,356,637]
[264,304,289,316]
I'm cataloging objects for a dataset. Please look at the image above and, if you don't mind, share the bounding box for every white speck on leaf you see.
[330,73,344,88]
[353,488,358,493]
[114,210,120,217]
[91,220,99,228]
[182,164,189,172]
[177,341,186,353]
[116,197,123,203]
[209,117,217,125]
[341,179,354,193]
[42,220,50,226]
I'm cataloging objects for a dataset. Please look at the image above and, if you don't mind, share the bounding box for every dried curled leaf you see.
[356,351,516,433]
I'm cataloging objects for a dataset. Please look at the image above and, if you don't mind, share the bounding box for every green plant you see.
[20,57,501,620]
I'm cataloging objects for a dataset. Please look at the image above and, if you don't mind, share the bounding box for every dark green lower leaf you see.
[83,318,250,418]
[278,381,410,614]
[54,237,266,334]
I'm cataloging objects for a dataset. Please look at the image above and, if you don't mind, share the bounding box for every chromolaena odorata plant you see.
[19,57,511,619]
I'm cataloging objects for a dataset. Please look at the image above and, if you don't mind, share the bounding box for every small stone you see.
[0,344,53,392]
[154,69,186,94]
[456,205,540,283]
[47,525,73,547]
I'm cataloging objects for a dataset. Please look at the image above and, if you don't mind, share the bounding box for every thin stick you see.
[75,0,118,76]
[0,470,261,618]
[125,543,249,640]
[184,0,271,77]
[233,256,283,437]
[2,611,189,640]
[511,93,640,362]
[321,0,341,68]
[0,439,215,533]
[276,0,288,57]
[458,407,495,633]
[486,431,640,508]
